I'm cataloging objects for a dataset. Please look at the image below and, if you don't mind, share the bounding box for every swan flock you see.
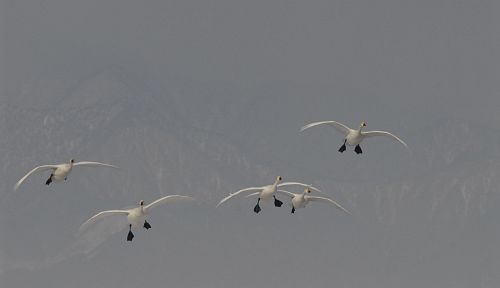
[15,119,407,242]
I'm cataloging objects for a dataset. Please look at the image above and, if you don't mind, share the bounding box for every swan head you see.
[70,159,75,164]
[304,188,312,194]
[139,200,144,206]
[358,122,366,131]
[276,176,283,182]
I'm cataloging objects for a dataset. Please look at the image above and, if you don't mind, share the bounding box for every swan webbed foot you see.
[338,140,347,153]
[254,198,261,213]
[45,175,53,185]
[127,231,134,241]
[143,221,151,230]
[273,195,283,207]
[127,225,134,241]
[354,145,363,154]
[291,207,295,214]
[254,204,261,213]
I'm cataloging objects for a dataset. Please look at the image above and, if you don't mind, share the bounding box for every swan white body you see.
[300,121,407,154]
[80,195,194,241]
[14,159,119,190]
[127,206,147,227]
[276,188,351,214]
[216,176,320,213]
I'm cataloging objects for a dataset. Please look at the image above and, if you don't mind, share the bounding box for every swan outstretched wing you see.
[14,165,59,190]
[362,131,408,148]
[216,187,263,207]
[245,189,295,198]
[144,195,195,213]
[79,210,130,232]
[300,121,351,135]
[278,182,321,193]
[276,189,296,198]
[73,161,119,169]
[306,196,351,215]
[244,192,261,198]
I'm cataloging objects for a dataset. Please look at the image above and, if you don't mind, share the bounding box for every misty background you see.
[1,0,499,287]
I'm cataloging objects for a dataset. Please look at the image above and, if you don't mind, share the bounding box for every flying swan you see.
[300,121,408,154]
[79,195,195,241]
[216,176,320,213]
[14,159,119,190]
[272,188,351,214]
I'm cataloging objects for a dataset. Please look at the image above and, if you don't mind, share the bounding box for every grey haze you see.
[1,0,499,287]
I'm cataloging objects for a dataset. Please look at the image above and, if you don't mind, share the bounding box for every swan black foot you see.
[291,206,295,214]
[354,145,363,154]
[254,198,261,213]
[45,175,53,185]
[127,224,134,241]
[143,220,151,230]
[338,139,347,153]
[273,195,283,207]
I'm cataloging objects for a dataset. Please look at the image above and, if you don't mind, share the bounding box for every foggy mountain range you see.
[1,1,499,287]
[1,67,499,287]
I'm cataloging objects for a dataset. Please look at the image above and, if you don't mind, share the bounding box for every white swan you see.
[273,188,351,214]
[300,121,408,154]
[79,195,195,241]
[216,176,320,213]
[14,159,119,190]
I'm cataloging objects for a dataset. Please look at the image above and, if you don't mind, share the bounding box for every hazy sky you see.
[1,1,499,287]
